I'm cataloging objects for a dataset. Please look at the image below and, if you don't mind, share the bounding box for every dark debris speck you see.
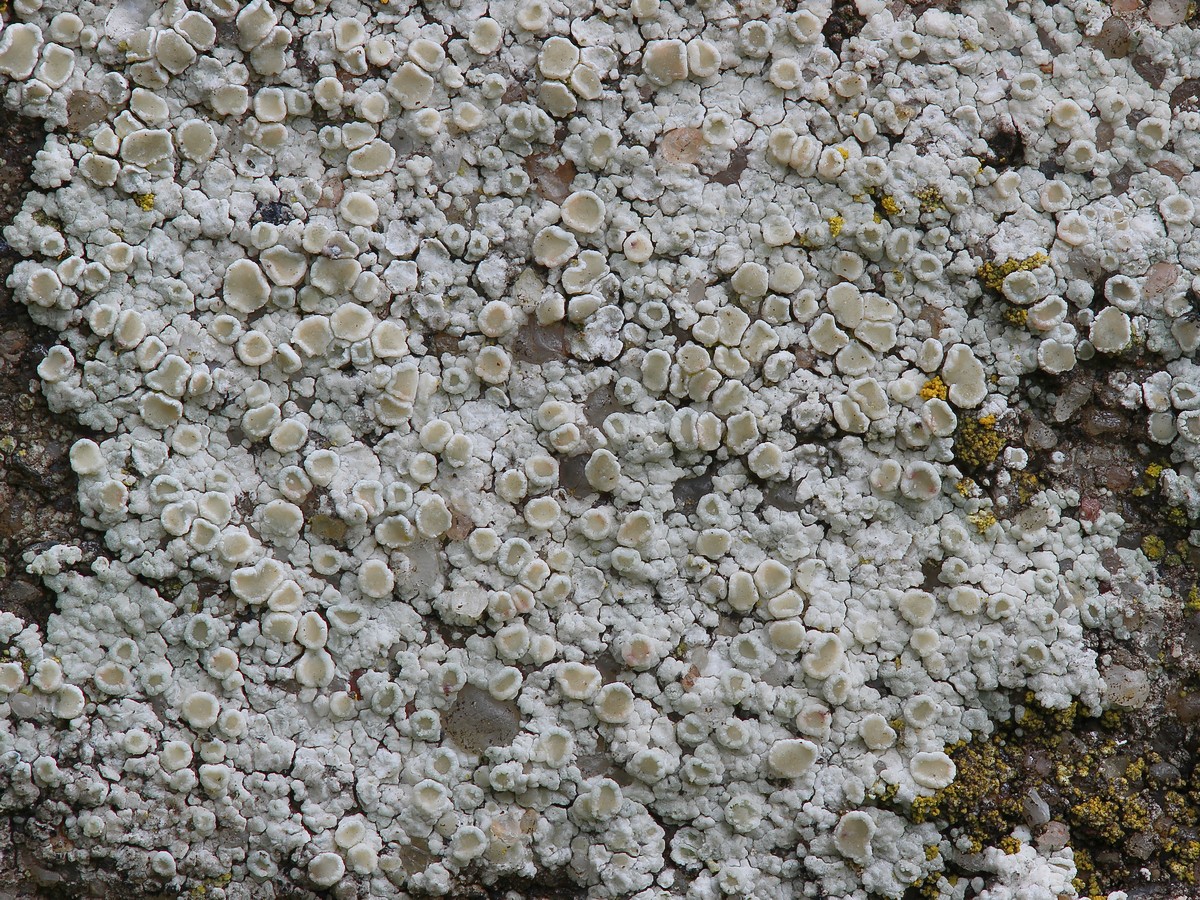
[253,200,294,226]
[822,0,867,56]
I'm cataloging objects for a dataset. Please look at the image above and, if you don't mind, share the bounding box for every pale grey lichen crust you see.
[0,0,1195,895]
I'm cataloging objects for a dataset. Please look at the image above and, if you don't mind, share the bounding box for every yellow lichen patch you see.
[920,376,948,401]
[1002,306,1028,326]
[837,146,849,160]
[905,737,1015,834]
[911,873,946,899]
[1072,849,1105,899]
[908,795,941,824]
[955,477,977,497]
[892,695,1200,896]
[1132,463,1165,497]
[1187,585,1200,612]
[870,779,899,804]
[133,192,156,211]
[976,252,1050,292]
[827,215,844,238]
[1142,534,1166,561]
[954,415,1005,468]
[916,186,944,214]
[879,195,901,217]
[968,510,997,533]
[1167,840,1200,881]
[1073,793,1151,844]
[1017,695,1081,732]
[1016,472,1040,505]
[1125,756,1147,783]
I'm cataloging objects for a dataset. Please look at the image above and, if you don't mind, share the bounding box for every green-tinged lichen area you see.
[893,332,1200,898]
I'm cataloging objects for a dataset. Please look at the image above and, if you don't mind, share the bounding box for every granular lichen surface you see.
[2,0,1200,897]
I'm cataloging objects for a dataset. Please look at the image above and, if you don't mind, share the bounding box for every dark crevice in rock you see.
[0,108,102,640]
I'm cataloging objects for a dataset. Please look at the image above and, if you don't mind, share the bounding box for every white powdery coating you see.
[0,0,1194,897]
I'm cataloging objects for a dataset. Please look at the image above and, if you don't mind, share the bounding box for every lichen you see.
[920,376,948,401]
[900,694,1200,897]
[1002,306,1028,327]
[976,252,1050,293]
[916,186,944,214]
[1143,534,1167,561]
[954,414,1005,467]
[968,510,997,533]
[0,0,1196,895]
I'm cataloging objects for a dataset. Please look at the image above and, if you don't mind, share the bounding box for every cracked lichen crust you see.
[2,0,1199,896]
